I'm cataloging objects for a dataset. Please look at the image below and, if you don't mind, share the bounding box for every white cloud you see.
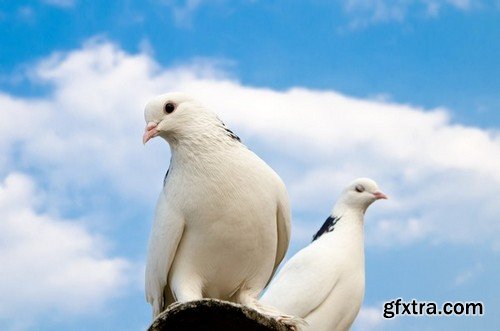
[1,39,167,206]
[0,173,130,321]
[1,39,500,261]
[174,0,203,23]
[343,0,408,27]
[160,0,206,27]
[366,218,433,247]
[352,305,385,331]
[453,262,484,287]
[446,0,472,10]
[340,0,482,28]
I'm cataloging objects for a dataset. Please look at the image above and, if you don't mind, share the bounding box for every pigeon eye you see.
[164,102,176,114]
[355,185,364,193]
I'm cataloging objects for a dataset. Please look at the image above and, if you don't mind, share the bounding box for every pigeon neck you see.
[331,203,365,229]
[332,196,371,218]
[167,132,241,172]
[167,129,237,155]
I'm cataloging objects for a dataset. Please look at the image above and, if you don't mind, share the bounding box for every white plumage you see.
[143,92,291,320]
[260,178,387,331]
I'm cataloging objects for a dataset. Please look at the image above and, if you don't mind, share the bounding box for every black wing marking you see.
[218,118,241,142]
[224,127,240,142]
[163,157,173,187]
[163,168,169,187]
[312,215,341,242]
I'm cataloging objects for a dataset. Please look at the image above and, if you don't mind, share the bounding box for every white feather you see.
[145,191,184,316]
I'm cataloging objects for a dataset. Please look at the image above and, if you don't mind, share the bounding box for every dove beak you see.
[373,191,388,200]
[143,122,158,144]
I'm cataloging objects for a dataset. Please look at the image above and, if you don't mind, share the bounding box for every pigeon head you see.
[337,178,387,213]
[143,92,221,144]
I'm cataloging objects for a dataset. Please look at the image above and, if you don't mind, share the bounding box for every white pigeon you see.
[143,92,292,321]
[260,178,387,331]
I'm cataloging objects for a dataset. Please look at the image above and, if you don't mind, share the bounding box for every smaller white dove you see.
[260,178,387,331]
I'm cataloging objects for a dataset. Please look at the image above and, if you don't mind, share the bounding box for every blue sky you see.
[1,1,499,330]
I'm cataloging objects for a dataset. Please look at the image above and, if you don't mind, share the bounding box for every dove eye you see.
[355,185,365,193]
[164,102,176,114]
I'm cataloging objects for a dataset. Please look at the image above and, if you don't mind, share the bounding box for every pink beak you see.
[143,122,158,144]
[373,191,388,200]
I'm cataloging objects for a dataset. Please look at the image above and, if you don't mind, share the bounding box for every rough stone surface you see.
[148,299,293,331]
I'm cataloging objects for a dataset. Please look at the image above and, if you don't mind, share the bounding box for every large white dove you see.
[260,178,387,331]
[143,92,292,321]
